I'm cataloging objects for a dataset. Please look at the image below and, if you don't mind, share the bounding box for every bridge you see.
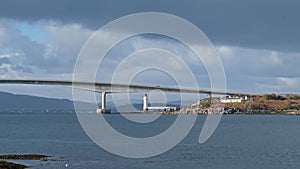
[0,79,257,112]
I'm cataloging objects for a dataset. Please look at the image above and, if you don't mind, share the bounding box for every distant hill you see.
[0,91,77,110]
[0,91,184,112]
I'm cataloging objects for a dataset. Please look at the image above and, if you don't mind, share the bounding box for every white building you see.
[220,96,243,103]
[143,94,179,111]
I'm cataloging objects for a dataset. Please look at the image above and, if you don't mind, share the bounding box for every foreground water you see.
[0,111,300,169]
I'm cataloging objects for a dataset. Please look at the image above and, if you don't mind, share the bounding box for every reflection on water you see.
[0,111,300,169]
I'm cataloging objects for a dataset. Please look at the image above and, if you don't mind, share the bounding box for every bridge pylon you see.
[96,91,111,114]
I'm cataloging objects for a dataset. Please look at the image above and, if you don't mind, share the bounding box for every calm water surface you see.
[0,111,300,169]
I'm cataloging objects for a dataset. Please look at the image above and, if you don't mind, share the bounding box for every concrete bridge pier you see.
[96,91,111,114]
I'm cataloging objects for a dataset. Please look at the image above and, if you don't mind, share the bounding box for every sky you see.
[0,0,299,101]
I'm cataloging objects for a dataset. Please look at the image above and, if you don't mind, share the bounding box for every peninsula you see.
[161,94,300,115]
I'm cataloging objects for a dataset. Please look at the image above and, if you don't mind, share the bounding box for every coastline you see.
[0,154,51,169]
[149,109,300,115]
[125,107,300,115]
[156,95,300,115]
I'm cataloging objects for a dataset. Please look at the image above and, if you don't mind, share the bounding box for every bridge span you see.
[0,79,258,112]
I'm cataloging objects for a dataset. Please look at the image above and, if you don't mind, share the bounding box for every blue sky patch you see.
[17,22,51,43]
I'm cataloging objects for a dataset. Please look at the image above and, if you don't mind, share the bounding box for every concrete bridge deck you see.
[0,79,257,95]
[0,79,259,112]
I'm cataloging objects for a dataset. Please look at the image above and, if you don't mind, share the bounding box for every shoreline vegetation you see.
[156,94,300,115]
[0,154,51,169]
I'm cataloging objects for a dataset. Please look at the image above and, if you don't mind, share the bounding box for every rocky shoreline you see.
[154,97,300,115]
[0,154,51,169]
[0,160,28,169]
[158,107,300,115]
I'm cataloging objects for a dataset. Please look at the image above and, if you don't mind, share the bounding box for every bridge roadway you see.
[0,79,258,111]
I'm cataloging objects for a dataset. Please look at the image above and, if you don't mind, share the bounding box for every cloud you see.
[91,34,211,88]
[0,53,12,59]
[250,77,300,94]
[0,20,47,75]
[262,51,282,65]
[0,20,95,79]
[219,46,300,77]
[0,63,19,78]
[42,23,93,72]
[0,0,299,52]
[278,77,299,89]
[0,27,5,46]
[217,46,300,93]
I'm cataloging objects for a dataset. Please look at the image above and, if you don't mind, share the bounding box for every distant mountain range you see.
[0,91,76,110]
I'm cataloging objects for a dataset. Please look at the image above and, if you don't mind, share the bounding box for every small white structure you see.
[220,96,242,103]
[143,94,148,111]
[147,106,179,111]
[143,93,179,111]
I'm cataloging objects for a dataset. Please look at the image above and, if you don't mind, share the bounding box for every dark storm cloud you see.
[0,0,299,52]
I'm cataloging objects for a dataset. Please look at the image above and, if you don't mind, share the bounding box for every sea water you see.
[0,111,300,169]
